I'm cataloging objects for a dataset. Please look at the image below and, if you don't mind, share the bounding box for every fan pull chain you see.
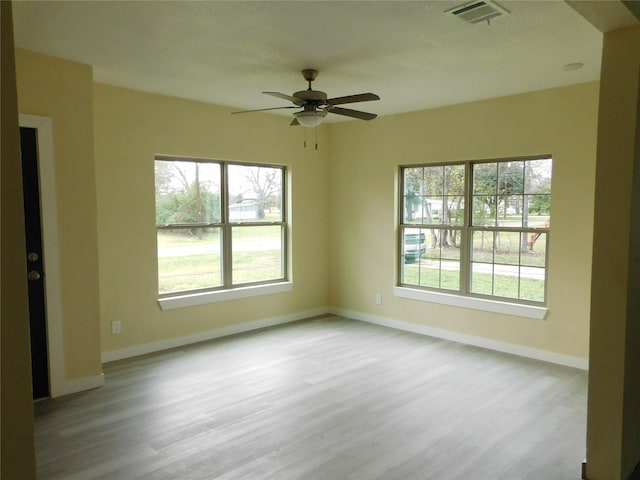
[302,126,319,150]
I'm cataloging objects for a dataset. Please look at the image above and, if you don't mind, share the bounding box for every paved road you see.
[413,259,545,280]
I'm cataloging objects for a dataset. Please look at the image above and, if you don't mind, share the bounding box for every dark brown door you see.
[20,126,50,400]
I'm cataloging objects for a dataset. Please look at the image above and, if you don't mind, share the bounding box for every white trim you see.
[329,307,588,370]
[158,282,293,310]
[19,114,68,398]
[394,286,548,320]
[56,373,105,397]
[102,307,328,363]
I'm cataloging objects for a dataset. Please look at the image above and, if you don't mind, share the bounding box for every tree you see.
[241,166,281,219]
[529,195,551,215]
[472,161,526,223]
[155,161,220,233]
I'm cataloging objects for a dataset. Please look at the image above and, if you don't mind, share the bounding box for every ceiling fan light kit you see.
[295,109,327,128]
[232,69,380,128]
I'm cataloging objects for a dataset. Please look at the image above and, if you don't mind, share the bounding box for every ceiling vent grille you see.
[446,1,510,24]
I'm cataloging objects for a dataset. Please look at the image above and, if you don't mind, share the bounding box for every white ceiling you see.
[12,1,604,122]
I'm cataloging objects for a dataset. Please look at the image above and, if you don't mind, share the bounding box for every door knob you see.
[28,271,41,281]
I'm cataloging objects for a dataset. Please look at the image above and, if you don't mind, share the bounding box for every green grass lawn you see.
[158,253,222,293]
[402,262,545,302]
[157,228,283,293]
[158,249,282,293]
[157,225,281,248]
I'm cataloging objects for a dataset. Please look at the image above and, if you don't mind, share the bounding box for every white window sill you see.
[394,286,547,320]
[159,282,293,310]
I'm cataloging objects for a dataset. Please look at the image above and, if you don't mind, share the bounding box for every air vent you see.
[446,1,510,24]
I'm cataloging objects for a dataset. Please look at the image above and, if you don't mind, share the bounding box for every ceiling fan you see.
[232,69,380,127]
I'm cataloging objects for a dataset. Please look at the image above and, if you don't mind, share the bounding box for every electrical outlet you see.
[375,293,382,305]
[111,320,121,335]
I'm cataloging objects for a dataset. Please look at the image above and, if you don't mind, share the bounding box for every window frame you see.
[398,155,551,308]
[155,155,288,302]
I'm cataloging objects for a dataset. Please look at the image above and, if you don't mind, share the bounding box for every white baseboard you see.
[329,307,589,370]
[102,307,330,364]
[51,373,105,398]
[101,305,587,370]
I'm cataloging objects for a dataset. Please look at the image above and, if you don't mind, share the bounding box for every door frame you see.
[19,114,65,398]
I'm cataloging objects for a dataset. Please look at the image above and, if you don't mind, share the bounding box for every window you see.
[400,157,551,305]
[155,156,286,297]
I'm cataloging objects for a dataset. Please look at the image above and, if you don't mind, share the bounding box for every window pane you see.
[155,161,221,225]
[520,268,546,302]
[472,230,494,263]
[498,161,524,195]
[232,225,283,284]
[228,165,283,223]
[497,195,523,227]
[445,164,465,195]
[403,228,426,264]
[525,195,551,227]
[424,166,444,195]
[425,196,443,224]
[404,195,426,224]
[473,163,497,195]
[157,228,222,294]
[522,232,546,266]
[403,227,430,284]
[417,254,441,289]
[493,265,520,299]
[525,158,552,194]
[471,262,493,295]
[404,167,423,196]
[440,245,461,290]
[443,195,465,226]
[494,231,522,266]
[473,196,497,226]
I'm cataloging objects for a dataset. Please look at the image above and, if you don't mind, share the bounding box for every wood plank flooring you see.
[34,316,587,479]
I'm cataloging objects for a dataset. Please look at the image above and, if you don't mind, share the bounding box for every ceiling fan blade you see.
[290,118,300,126]
[328,106,377,121]
[231,106,297,114]
[263,91,305,106]
[326,93,380,106]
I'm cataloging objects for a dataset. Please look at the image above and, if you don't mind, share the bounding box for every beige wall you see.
[587,25,640,480]
[1,4,36,478]
[14,49,102,382]
[328,82,599,360]
[93,84,330,353]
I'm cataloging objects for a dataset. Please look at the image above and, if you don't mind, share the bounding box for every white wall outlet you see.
[111,320,122,335]
[375,293,382,305]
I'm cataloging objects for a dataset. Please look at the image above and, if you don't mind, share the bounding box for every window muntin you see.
[155,157,286,296]
[400,157,551,305]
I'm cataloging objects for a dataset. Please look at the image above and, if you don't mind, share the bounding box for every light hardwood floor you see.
[34,316,587,479]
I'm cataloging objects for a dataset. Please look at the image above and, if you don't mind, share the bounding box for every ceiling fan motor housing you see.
[293,89,327,105]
